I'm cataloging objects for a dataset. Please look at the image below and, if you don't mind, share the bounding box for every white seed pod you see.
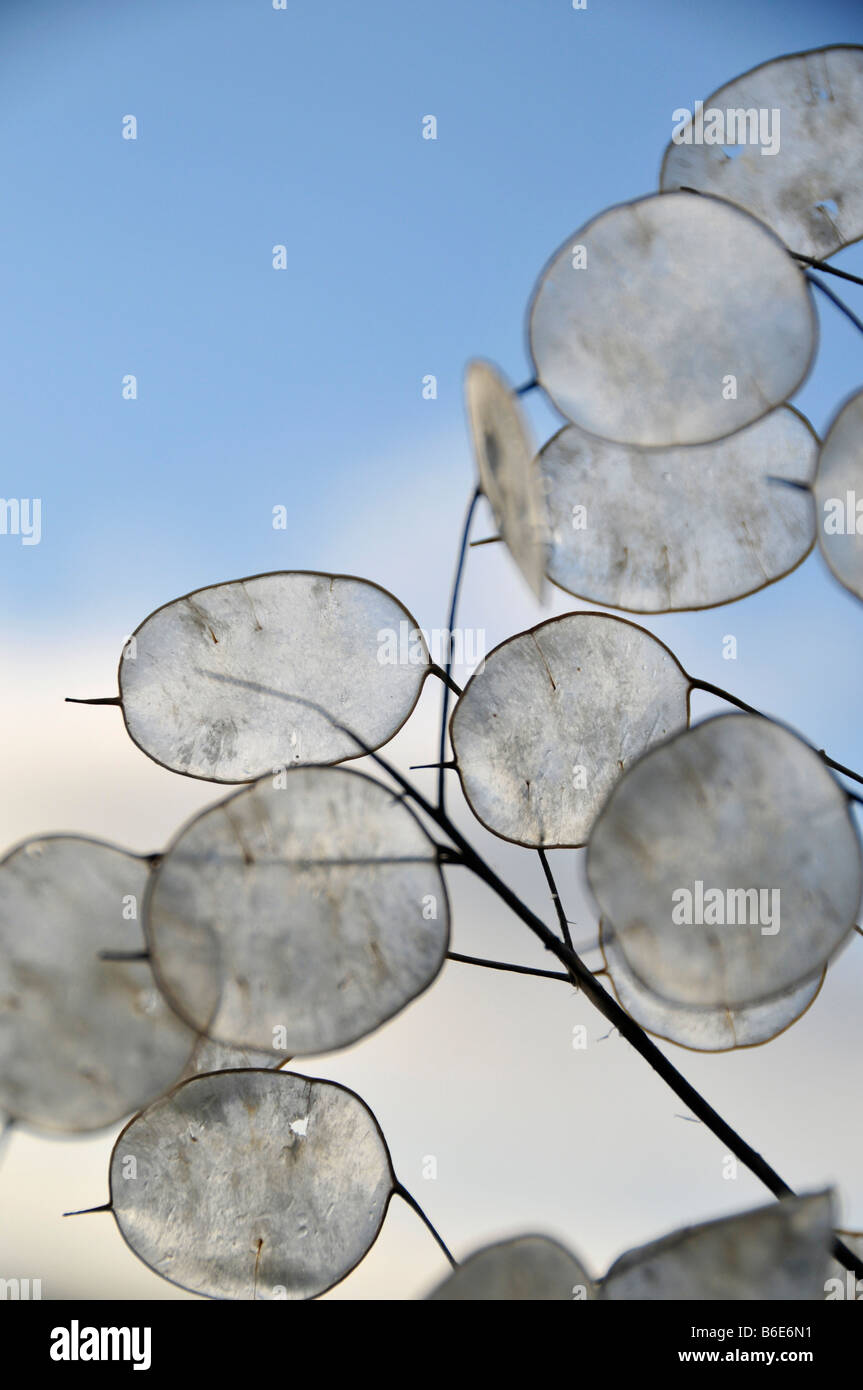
[599,922,824,1052]
[110,1069,395,1300]
[145,766,449,1054]
[660,46,863,259]
[428,1235,595,1300]
[117,571,430,782]
[450,613,690,847]
[0,837,195,1132]
[813,386,863,602]
[540,407,817,612]
[587,714,862,1009]
[601,1192,835,1300]
[528,192,816,447]
[465,359,548,599]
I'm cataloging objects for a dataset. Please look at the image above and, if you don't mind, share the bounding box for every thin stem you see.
[817,753,863,790]
[807,272,863,338]
[447,950,571,983]
[688,677,762,718]
[515,378,538,395]
[371,750,863,1274]
[537,848,574,949]
[450,844,863,1280]
[395,1183,457,1267]
[459,855,791,1178]
[689,677,863,788]
[63,1202,113,1217]
[469,535,501,547]
[65,696,122,706]
[428,663,462,696]
[675,191,863,289]
[436,845,464,866]
[438,486,482,811]
[790,252,863,287]
[341,732,863,1275]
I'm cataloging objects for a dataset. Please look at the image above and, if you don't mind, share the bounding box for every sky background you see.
[2,0,863,1299]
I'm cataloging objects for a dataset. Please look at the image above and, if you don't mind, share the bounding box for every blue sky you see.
[3,0,862,635]
[3,0,863,1299]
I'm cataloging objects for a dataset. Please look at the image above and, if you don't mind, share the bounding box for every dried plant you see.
[5,43,863,1301]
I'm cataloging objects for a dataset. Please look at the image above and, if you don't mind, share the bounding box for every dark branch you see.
[395,1184,457,1267]
[807,272,863,338]
[65,696,122,706]
[437,486,482,812]
[689,677,863,788]
[791,252,863,287]
[447,950,572,983]
[428,664,463,696]
[191,675,863,1281]
[537,847,574,950]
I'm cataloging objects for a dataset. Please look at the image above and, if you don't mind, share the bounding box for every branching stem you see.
[343,744,863,1278]
[806,271,863,337]
[537,848,574,949]
[199,673,863,1278]
[447,950,572,983]
[437,487,482,811]
[689,677,863,788]
[395,1183,457,1267]
[790,252,863,287]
